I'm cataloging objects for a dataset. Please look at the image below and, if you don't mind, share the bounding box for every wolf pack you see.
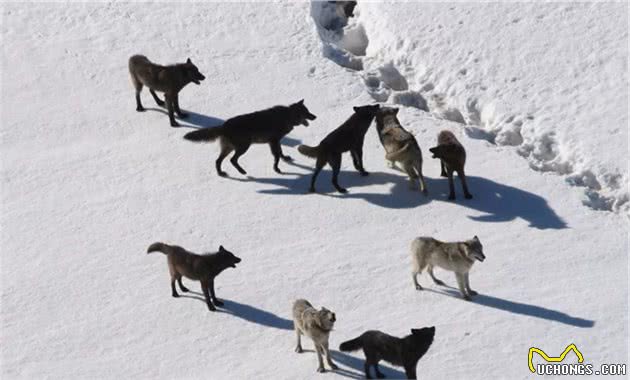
[133,52,486,379]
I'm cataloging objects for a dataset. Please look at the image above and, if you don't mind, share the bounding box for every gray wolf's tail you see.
[385,142,412,162]
[183,126,225,142]
[147,242,172,255]
[298,144,320,159]
[339,336,363,352]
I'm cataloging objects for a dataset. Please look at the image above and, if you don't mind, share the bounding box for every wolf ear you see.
[186,58,192,64]
[411,328,420,335]
[353,106,359,112]
[473,235,479,241]
[298,99,304,104]
[393,108,399,115]
[219,245,225,251]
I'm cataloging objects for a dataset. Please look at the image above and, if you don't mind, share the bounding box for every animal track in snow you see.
[310,1,626,212]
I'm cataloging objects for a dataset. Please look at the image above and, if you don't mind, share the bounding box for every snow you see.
[1,2,628,379]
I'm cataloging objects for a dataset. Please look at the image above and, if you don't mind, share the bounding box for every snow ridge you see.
[310,2,628,213]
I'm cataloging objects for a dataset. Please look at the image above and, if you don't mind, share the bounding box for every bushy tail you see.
[183,126,225,142]
[339,336,363,352]
[298,144,320,159]
[147,242,172,255]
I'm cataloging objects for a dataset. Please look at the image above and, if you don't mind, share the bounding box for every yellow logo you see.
[528,344,584,373]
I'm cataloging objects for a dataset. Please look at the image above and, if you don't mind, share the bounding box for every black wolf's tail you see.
[147,242,172,255]
[297,144,320,159]
[339,336,363,352]
[183,126,225,142]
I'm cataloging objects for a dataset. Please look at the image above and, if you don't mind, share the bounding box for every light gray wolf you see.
[428,130,472,200]
[129,55,206,127]
[147,242,241,311]
[292,299,338,373]
[339,327,435,379]
[298,104,380,193]
[375,107,427,194]
[410,236,485,300]
[184,100,316,175]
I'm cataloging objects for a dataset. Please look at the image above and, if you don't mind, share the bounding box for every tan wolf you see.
[410,236,485,300]
[292,299,338,373]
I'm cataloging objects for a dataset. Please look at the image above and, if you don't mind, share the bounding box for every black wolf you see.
[147,242,241,311]
[183,100,316,176]
[298,104,380,193]
[339,327,435,379]
[129,55,205,127]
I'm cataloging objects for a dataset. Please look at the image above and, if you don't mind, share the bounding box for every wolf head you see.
[217,245,242,268]
[429,144,457,159]
[317,307,336,331]
[407,326,435,359]
[464,236,485,262]
[289,99,317,127]
[184,58,206,85]
[353,104,380,117]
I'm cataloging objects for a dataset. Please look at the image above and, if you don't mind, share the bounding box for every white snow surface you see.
[1,2,628,380]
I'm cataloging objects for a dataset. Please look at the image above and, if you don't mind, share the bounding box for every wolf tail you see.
[339,336,363,352]
[183,126,225,142]
[385,142,412,162]
[297,144,320,159]
[147,242,172,255]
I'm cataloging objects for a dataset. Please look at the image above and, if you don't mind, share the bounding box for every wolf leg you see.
[216,141,233,177]
[165,93,179,127]
[135,91,145,112]
[330,154,347,193]
[403,364,417,379]
[171,279,179,298]
[440,161,448,177]
[458,170,473,199]
[428,265,445,286]
[455,273,470,300]
[295,329,303,353]
[412,272,423,290]
[352,147,369,176]
[403,162,418,190]
[200,279,216,311]
[416,160,428,195]
[374,362,386,379]
[177,276,189,292]
[230,144,250,175]
[149,89,165,107]
[464,273,477,296]
[173,94,188,118]
[269,141,284,174]
[447,170,456,200]
[323,341,338,370]
[315,345,326,372]
[364,361,373,379]
[131,76,145,111]
[309,157,326,193]
[208,278,223,306]
[170,266,179,297]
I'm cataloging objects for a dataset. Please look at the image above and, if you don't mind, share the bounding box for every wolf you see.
[339,327,435,379]
[410,236,485,300]
[183,100,316,176]
[129,55,206,127]
[428,130,472,200]
[147,242,241,311]
[298,104,380,193]
[292,299,338,373]
[375,107,427,194]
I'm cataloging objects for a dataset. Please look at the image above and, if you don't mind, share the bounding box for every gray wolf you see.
[339,327,435,379]
[183,100,316,176]
[292,299,338,373]
[428,130,472,200]
[375,107,427,194]
[147,242,241,311]
[410,236,485,300]
[298,104,380,193]
[129,55,206,127]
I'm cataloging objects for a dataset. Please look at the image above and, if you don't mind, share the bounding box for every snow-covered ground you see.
[1,2,628,379]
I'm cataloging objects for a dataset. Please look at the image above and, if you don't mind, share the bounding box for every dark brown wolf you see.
[147,242,240,311]
[429,130,472,200]
[339,327,435,379]
[298,104,380,193]
[183,100,316,176]
[129,55,206,127]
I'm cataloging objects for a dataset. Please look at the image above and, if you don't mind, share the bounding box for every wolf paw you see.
[172,293,180,298]
[360,171,369,177]
[177,112,189,119]
[317,367,326,373]
[180,287,189,293]
[274,167,283,174]
[170,122,180,127]
[434,279,445,286]
[295,346,303,353]
[218,171,228,177]
[468,290,478,296]
[465,193,473,199]
[329,363,339,370]
[208,305,217,311]
[282,155,293,162]
[415,284,423,291]
[448,194,456,201]
[337,188,348,193]
[463,295,472,301]
[213,300,224,307]
[136,107,146,112]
